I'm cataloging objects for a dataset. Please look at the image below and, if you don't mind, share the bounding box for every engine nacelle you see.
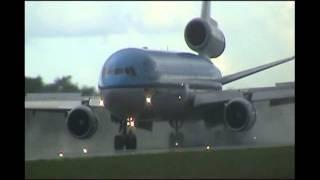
[184,18,225,58]
[224,98,256,132]
[66,105,98,139]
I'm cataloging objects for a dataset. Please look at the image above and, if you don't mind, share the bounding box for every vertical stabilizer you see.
[201,1,211,20]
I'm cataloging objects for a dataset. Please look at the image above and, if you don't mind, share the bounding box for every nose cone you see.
[102,88,145,118]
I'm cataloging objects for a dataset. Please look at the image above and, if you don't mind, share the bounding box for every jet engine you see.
[66,105,98,139]
[224,98,256,132]
[184,18,225,58]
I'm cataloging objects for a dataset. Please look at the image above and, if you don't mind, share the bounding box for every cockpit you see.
[98,48,155,88]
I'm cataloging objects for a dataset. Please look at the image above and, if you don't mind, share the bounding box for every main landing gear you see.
[114,117,137,150]
[169,119,184,148]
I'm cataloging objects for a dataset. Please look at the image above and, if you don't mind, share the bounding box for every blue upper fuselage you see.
[98,48,222,90]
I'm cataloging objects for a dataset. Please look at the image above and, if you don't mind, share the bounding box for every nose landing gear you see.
[114,116,137,151]
[169,119,184,148]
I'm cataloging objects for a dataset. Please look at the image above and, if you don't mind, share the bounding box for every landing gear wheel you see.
[169,132,184,148]
[114,134,125,150]
[114,117,138,151]
[126,132,137,150]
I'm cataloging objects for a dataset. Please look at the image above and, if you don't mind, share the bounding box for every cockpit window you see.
[106,68,113,74]
[105,66,136,76]
[125,67,136,76]
[114,68,124,74]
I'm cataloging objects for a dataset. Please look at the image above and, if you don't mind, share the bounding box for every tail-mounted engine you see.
[184,18,225,58]
[66,105,98,139]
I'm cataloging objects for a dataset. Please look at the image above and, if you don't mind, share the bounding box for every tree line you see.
[25,75,98,96]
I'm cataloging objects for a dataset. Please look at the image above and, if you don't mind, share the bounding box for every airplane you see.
[25,1,294,150]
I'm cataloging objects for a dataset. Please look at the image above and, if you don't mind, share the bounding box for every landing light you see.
[178,96,182,100]
[206,145,210,150]
[127,117,135,127]
[253,136,257,140]
[83,148,88,154]
[99,99,104,106]
[58,152,64,157]
[146,97,152,105]
[175,142,179,146]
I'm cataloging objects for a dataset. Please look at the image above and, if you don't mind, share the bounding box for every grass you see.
[25,145,294,179]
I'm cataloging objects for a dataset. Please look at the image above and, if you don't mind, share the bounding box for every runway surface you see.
[33,143,292,161]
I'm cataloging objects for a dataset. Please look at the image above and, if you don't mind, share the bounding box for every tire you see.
[114,134,125,150]
[126,133,137,150]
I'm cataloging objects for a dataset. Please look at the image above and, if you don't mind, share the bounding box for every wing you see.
[25,93,85,112]
[25,100,81,115]
[25,100,80,110]
[194,82,295,108]
[217,56,295,85]
[25,98,103,114]
[25,95,103,110]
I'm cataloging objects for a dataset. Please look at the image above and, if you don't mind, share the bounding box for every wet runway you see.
[25,99,294,161]
[44,143,294,161]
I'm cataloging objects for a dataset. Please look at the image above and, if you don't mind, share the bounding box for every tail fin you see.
[201,1,211,20]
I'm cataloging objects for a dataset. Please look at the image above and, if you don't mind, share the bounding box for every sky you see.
[25,1,295,90]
